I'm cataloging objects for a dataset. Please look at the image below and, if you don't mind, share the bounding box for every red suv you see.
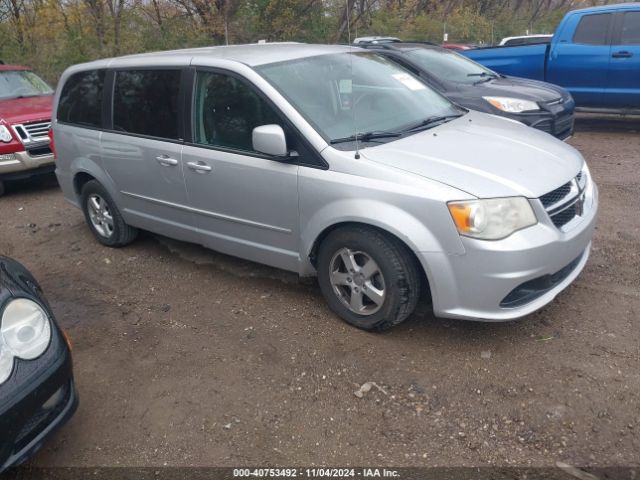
[0,64,54,196]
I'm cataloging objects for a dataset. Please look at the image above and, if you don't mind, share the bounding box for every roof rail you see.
[403,40,438,46]
[352,36,401,45]
[357,40,439,50]
[358,43,397,50]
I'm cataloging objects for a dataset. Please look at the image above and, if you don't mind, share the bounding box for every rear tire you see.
[317,226,421,331]
[80,180,138,247]
[0,180,4,197]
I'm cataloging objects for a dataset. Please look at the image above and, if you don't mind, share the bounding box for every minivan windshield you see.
[257,52,463,148]
[404,48,498,85]
[0,70,53,100]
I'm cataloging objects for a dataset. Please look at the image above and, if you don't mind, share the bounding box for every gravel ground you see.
[0,115,638,469]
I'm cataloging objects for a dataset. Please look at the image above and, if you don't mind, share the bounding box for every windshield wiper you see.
[467,72,498,85]
[398,114,463,134]
[330,131,401,145]
[467,72,496,77]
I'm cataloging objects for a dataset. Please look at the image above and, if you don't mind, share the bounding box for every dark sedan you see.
[0,256,77,471]
[360,42,575,140]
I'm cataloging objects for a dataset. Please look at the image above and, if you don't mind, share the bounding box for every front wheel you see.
[317,226,421,331]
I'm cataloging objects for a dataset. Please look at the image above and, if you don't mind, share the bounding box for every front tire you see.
[80,180,138,247]
[0,179,5,197]
[317,226,421,331]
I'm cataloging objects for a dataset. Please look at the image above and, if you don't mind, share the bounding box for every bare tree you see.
[106,0,126,54]
[0,0,27,48]
[335,0,378,42]
[83,0,106,51]
[170,0,239,42]
[214,0,240,44]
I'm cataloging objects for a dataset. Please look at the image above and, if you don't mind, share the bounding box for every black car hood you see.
[451,75,569,103]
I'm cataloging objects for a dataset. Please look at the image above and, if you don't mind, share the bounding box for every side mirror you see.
[252,124,288,157]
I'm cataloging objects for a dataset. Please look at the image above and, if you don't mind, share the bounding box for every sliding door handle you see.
[187,161,212,173]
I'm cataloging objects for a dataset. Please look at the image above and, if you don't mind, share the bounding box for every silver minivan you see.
[52,44,598,331]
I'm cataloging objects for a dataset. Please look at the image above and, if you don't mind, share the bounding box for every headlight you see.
[0,299,52,385]
[0,125,13,143]
[447,197,537,240]
[483,96,540,113]
[582,161,591,179]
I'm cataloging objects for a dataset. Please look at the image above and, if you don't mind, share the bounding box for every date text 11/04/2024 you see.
[233,468,401,478]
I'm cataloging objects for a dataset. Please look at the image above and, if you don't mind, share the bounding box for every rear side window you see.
[113,70,181,140]
[621,12,640,44]
[57,70,105,127]
[573,13,612,45]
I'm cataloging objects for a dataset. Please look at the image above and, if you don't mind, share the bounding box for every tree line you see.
[0,0,621,83]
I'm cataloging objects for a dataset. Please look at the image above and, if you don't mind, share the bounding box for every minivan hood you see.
[360,111,583,198]
[0,95,52,125]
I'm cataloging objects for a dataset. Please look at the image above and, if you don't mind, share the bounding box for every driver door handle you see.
[155,155,178,167]
[187,161,212,173]
[612,51,633,58]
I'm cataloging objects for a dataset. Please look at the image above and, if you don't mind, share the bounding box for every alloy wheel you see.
[87,194,114,238]
[329,248,386,315]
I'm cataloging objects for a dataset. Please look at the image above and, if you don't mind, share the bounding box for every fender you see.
[298,198,465,276]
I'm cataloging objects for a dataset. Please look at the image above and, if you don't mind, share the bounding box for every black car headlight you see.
[0,299,52,385]
[483,96,540,113]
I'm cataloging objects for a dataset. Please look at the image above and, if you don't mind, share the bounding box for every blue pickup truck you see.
[464,3,640,112]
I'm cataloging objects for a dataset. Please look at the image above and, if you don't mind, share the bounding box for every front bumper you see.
[527,113,574,140]
[514,98,576,140]
[0,150,55,179]
[419,181,598,321]
[0,332,77,472]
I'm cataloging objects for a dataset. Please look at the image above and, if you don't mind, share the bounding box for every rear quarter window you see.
[57,70,106,127]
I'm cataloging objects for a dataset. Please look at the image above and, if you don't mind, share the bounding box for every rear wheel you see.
[80,180,138,247]
[317,226,421,331]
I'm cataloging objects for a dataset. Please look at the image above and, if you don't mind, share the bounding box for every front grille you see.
[540,182,572,208]
[550,203,577,228]
[554,114,574,138]
[532,118,573,139]
[533,99,574,139]
[23,120,51,139]
[26,145,52,156]
[12,120,51,146]
[535,121,552,135]
[539,172,588,230]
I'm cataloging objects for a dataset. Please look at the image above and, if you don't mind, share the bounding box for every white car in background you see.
[499,34,553,46]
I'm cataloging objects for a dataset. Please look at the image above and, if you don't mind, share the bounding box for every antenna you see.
[345,0,361,160]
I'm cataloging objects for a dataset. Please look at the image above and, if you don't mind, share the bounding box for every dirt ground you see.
[0,115,639,469]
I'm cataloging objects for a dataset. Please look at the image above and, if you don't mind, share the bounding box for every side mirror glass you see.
[252,124,288,157]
